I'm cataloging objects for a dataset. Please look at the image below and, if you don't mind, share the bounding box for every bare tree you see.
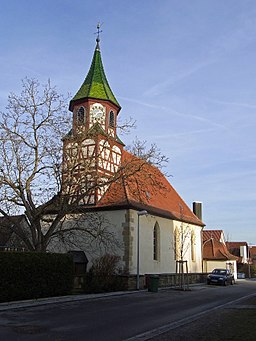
[0,78,168,252]
[173,204,192,290]
[126,137,169,171]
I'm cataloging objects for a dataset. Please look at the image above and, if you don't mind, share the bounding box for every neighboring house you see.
[202,230,238,279]
[226,242,250,265]
[250,246,256,265]
[47,35,205,278]
[0,215,28,251]
[203,230,226,244]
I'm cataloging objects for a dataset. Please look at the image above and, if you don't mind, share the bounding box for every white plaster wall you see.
[129,210,203,275]
[47,210,127,270]
[203,260,237,279]
[47,209,204,275]
[172,220,202,273]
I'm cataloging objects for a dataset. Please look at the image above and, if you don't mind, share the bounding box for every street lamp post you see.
[136,210,148,290]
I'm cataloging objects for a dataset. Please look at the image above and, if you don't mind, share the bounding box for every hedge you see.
[0,252,74,303]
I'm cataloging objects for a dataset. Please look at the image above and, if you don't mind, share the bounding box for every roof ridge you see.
[212,238,215,257]
[86,48,96,99]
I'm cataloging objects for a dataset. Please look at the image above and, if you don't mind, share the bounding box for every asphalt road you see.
[0,280,255,340]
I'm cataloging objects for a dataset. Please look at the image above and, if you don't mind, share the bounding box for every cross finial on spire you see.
[95,22,103,50]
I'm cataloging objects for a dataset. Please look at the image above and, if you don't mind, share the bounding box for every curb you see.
[0,283,206,311]
[0,290,141,311]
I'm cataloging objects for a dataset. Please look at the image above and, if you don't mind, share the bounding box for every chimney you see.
[193,201,202,220]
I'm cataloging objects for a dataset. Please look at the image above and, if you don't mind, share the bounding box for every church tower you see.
[62,26,124,205]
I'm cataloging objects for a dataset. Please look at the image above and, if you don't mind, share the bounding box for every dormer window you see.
[109,111,115,128]
[77,107,85,125]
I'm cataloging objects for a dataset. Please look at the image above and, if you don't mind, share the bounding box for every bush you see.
[83,254,127,293]
[238,264,256,278]
[0,252,74,302]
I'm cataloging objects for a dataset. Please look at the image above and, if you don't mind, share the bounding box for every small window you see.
[109,111,115,128]
[77,107,85,125]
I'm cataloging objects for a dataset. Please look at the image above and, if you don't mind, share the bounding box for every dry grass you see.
[155,297,256,340]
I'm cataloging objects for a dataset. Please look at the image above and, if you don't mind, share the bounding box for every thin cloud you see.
[205,98,256,110]
[119,95,227,130]
[152,128,217,140]
[143,59,215,97]
[167,107,227,129]
[118,96,164,110]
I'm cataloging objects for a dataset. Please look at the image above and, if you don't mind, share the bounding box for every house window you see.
[153,222,160,261]
[109,111,115,128]
[191,232,196,262]
[77,107,85,125]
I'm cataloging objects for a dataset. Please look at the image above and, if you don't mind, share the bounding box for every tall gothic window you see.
[109,111,115,128]
[191,232,196,262]
[77,106,85,125]
[174,227,180,260]
[153,222,160,261]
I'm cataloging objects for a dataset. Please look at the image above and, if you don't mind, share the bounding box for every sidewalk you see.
[0,290,138,311]
[0,283,205,311]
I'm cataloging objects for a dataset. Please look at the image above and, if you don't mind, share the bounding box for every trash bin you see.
[148,275,159,292]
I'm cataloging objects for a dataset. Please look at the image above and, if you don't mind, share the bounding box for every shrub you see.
[0,252,74,302]
[83,254,127,293]
[238,264,256,278]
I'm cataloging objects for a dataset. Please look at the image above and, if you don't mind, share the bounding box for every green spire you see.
[70,41,120,110]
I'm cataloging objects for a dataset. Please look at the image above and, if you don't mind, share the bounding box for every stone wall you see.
[121,273,208,290]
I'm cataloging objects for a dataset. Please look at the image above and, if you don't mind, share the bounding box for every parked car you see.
[207,268,235,286]
[237,272,246,279]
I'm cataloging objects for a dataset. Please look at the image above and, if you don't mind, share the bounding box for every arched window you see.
[109,111,115,128]
[191,232,196,262]
[174,227,180,260]
[77,107,85,125]
[153,222,160,261]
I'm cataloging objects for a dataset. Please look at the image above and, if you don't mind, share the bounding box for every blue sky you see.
[0,0,255,244]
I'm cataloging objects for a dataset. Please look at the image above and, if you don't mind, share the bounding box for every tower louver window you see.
[77,107,85,125]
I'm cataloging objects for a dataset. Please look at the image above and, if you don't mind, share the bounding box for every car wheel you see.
[223,280,227,286]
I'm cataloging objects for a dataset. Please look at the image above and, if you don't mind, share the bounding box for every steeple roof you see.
[69,41,120,111]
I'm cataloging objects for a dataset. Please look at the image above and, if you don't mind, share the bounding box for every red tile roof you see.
[203,230,223,242]
[226,241,248,249]
[98,150,204,226]
[226,242,249,262]
[203,238,238,261]
[250,246,256,256]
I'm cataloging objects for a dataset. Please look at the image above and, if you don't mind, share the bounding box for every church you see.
[54,30,205,281]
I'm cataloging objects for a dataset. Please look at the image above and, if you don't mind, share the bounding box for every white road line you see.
[124,292,256,341]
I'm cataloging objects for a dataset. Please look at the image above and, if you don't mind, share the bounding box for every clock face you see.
[90,103,104,118]
[92,106,103,118]
[90,103,106,128]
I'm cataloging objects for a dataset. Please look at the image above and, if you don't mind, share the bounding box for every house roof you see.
[69,41,120,111]
[203,230,224,242]
[250,246,256,256]
[226,242,249,262]
[250,247,256,264]
[46,151,204,227]
[203,238,238,261]
[97,150,204,227]
[226,241,248,249]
